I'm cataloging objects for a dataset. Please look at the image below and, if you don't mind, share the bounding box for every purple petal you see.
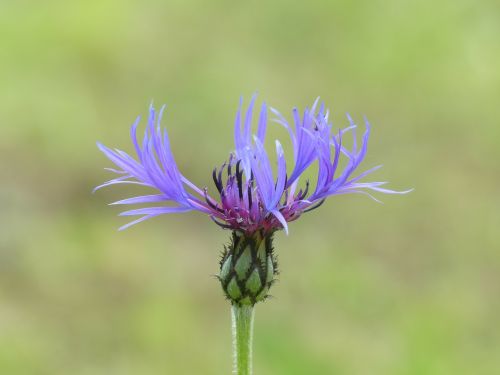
[93,178,149,193]
[243,94,257,144]
[347,165,383,184]
[270,140,287,208]
[250,137,274,207]
[362,186,414,194]
[257,102,267,142]
[118,215,160,231]
[234,97,243,151]
[130,115,142,160]
[332,189,384,203]
[110,194,167,205]
[119,206,192,216]
[271,209,289,235]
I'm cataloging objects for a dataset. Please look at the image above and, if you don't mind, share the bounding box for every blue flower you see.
[96,96,410,233]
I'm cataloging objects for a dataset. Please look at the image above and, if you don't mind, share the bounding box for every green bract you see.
[219,231,278,306]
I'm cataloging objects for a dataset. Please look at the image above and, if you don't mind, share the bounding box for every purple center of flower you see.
[206,156,313,234]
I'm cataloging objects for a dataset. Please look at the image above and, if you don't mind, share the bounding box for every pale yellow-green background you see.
[1,1,499,374]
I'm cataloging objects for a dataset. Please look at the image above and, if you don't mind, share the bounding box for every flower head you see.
[96,96,409,234]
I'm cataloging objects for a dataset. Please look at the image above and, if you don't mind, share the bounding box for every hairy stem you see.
[231,304,255,375]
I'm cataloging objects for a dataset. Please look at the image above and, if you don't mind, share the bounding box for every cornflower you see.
[95,95,410,375]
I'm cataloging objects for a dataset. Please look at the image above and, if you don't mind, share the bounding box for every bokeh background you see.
[1,0,499,374]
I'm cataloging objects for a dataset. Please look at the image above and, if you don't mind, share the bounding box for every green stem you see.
[231,304,255,375]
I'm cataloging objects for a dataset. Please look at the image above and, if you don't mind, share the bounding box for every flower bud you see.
[219,231,278,306]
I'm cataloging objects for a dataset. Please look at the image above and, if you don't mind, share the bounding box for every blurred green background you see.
[1,0,499,374]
